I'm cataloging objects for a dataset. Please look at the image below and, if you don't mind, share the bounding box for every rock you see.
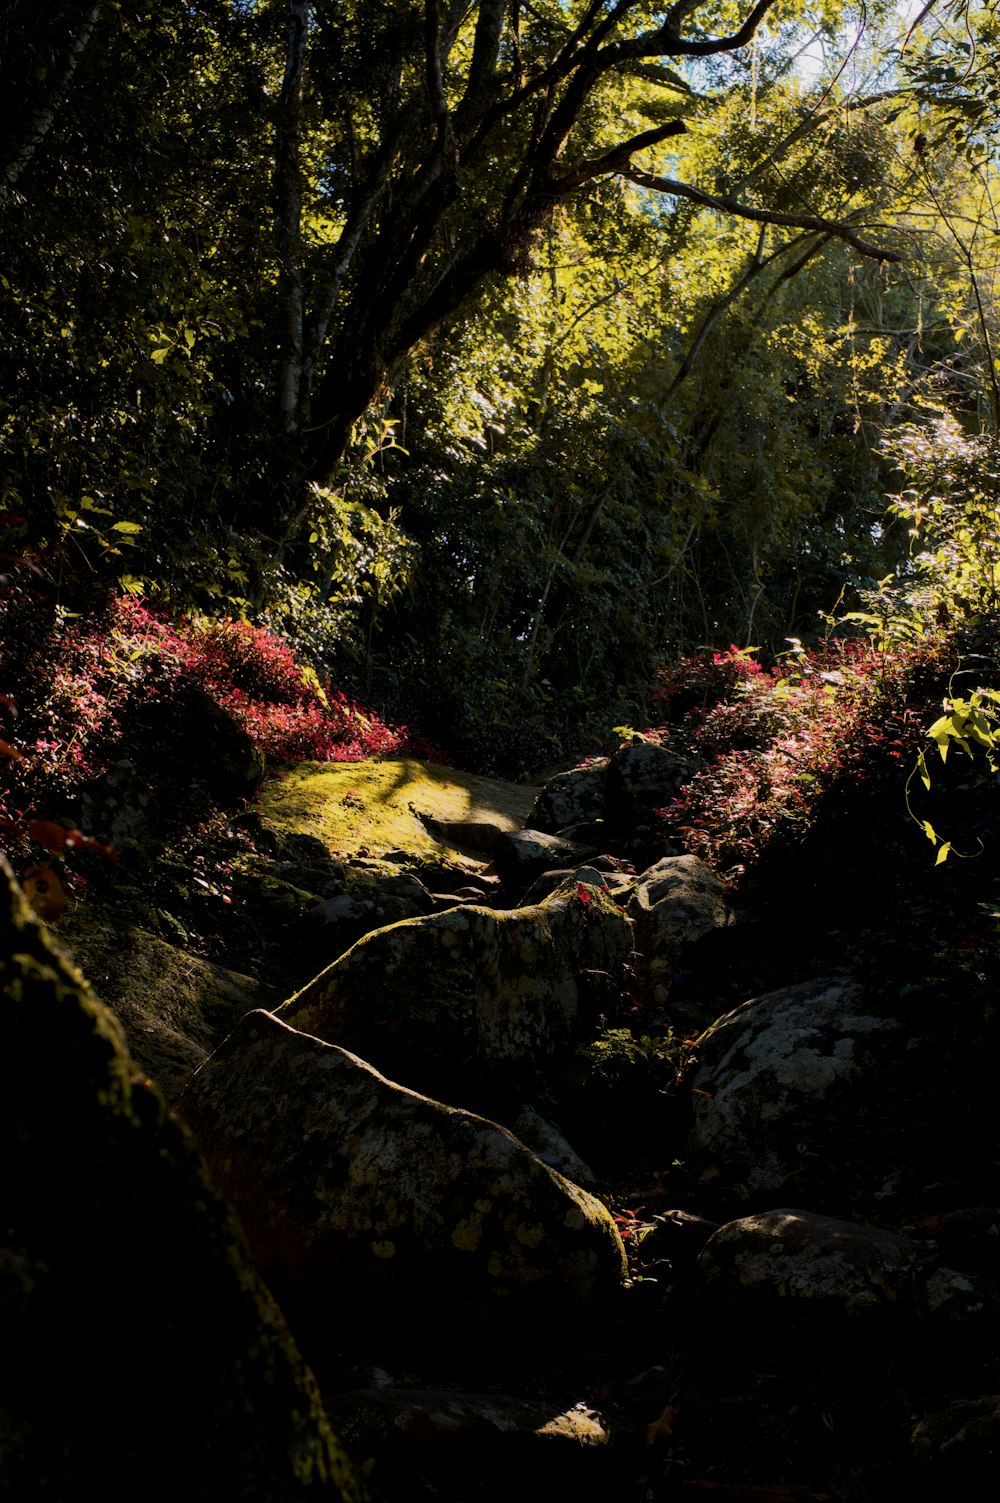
[431,885,494,907]
[912,1396,1000,1484]
[698,1208,919,1316]
[922,1265,1000,1336]
[325,1385,612,1503]
[525,763,609,835]
[627,854,732,1010]
[518,865,632,907]
[377,873,437,910]
[417,816,505,853]
[176,1010,627,1336]
[605,741,699,824]
[416,863,501,896]
[77,758,157,846]
[0,856,362,1500]
[686,978,901,1195]
[55,903,273,1101]
[132,679,265,802]
[257,758,534,864]
[302,891,426,959]
[634,1210,721,1277]
[491,828,600,888]
[277,884,634,1103]
[232,869,329,923]
[509,1103,596,1187]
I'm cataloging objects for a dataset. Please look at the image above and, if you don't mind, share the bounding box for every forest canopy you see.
[2,0,1000,766]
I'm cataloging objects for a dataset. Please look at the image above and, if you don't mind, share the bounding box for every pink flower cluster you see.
[654,640,943,876]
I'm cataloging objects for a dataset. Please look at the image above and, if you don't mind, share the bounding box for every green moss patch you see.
[257,758,535,864]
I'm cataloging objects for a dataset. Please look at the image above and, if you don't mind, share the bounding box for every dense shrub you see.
[0,590,437,848]
[654,639,949,878]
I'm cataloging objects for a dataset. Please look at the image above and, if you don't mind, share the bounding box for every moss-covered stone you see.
[55,902,273,1100]
[258,758,535,864]
[324,1386,612,1503]
[276,884,634,1102]
[627,854,732,1012]
[698,1209,919,1316]
[177,1009,627,1333]
[0,857,363,1500]
[686,979,903,1196]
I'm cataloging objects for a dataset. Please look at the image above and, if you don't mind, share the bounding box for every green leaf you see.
[917,749,931,792]
[111,521,143,534]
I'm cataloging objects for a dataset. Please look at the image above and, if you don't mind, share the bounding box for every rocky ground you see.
[6,739,1000,1500]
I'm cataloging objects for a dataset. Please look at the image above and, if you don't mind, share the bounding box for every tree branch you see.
[553,120,688,191]
[624,0,783,60]
[1,2,103,206]
[620,168,903,262]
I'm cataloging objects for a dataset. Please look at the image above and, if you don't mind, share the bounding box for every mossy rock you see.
[0,857,363,1500]
[257,759,535,865]
[54,902,274,1100]
[277,884,635,1104]
[177,1009,627,1338]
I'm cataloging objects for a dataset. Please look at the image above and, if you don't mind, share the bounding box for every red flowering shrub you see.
[655,638,947,878]
[654,645,764,721]
[0,589,438,848]
[192,619,316,707]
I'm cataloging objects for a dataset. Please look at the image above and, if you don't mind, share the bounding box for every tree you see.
[265,0,908,544]
[0,0,959,617]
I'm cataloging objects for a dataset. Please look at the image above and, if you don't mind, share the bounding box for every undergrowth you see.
[0,587,438,869]
[651,637,954,880]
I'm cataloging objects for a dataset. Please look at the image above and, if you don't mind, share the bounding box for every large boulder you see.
[518,865,633,908]
[56,904,272,1101]
[627,854,732,1013]
[605,740,699,825]
[131,678,265,802]
[912,1397,1000,1487]
[257,758,534,864]
[0,857,362,1500]
[525,763,609,835]
[491,828,601,889]
[686,978,901,1195]
[277,884,634,1103]
[326,1384,612,1503]
[698,1209,919,1317]
[177,1010,627,1336]
[301,890,428,962]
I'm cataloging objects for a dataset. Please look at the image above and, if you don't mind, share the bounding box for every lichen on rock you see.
[276,883,634,1102]
[177,1009,627,1333]
[686,978,902,1194]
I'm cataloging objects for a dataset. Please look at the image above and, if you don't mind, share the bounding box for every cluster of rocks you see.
[7,746,1000,1499]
